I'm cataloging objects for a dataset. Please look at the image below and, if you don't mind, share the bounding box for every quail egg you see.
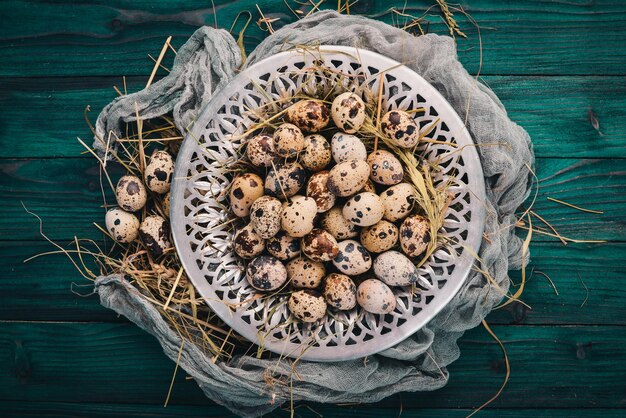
[380,183,416,222]
[320,207,359,240]
[246,255,288,291]
[264,162,307,198]
[333,239,372,276]
[162,192,170,217]
[288,290,327,323]
[285,99,330,133]
[287,257,326,289]
[233,223,265,259]
[327,159,370,197]
[381,110,419,148]
[331,132,367,163]
[246,134,276,167]
[301,134,332,172]
[229,173,264,217]
[331,92,366,133]
[281,195,317,237]
[105,208,140,243]
[367,150,404,185]
[139,215,171,256]
[273,123,305,157]
[266,231,300,261]
[356,279,396,314]
[360,220,399,253]
[342,192,384,227]
[399,215,431,257]
[301,228,339,262]
[323,273,357,310]
[360,179,377,194]
[306,171,335,213]
[250,196,282,239]
[373,250,419,286]
[116,175,147,212]
[144,150,174,194]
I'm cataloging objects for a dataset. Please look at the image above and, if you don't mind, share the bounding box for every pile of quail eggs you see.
[231,92,431,323]
[104,149,175,255]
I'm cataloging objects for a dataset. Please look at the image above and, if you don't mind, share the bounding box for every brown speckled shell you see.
[286,99,330,133]
[301,134,332,172]
[139,215,171,256]
[266,231,300,261]
[306,171,335,213]
[320,207,359,240]
[144,150,174,194]
[367,150,404,186]
[105,208,139,243]
[249,196,282,239]
[273,123,305,157]
[381,110,419,148]
[331,92,366,134]
[264,162,306,199]
[399,215,431,257]
[331,132,367,163]
[288,290,327,322]
[301,228,339,262]
[246,255,287,291]
[380,183,416,222]
[342,192,384,227]
[373,250,420,286]
[287,257,326,289]
[332,239,372,276]
[233,223,265,259]
[246,134,276,167]
[356,278,396,314]
[229,173,264,217]
[360,220,399,253]
[115,175,147,212]
[323,273,357,310]
[280,196,317,237]
[327,159,370,197]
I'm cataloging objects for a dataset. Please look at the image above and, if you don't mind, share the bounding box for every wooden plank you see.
[0,401,623,418]
[1,157,622,242]
[0,322,624,408]
[2,75,625,159]
[1,1,625,76]
[2,240,625,325]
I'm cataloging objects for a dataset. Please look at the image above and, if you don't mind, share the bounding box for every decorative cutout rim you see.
[171,46,486,362]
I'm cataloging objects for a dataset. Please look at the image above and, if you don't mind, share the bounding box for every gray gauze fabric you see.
[93,11,533,417]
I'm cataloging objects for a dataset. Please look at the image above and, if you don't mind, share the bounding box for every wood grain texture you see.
[3,241,625,325]
[0,322,624,408]
[2,75,625,159]
[1,1,625,76]
[2,157,622,242]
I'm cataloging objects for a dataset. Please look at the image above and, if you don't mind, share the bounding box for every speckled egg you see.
[333,239,372,276]
[302,228,339,262]
[380,183,416,222]
[246,255,288,291]
[360,220,399,253]
[323,273,357,310]
[286,99,330,133]
[116,175,147,212]
[367,150,404,186]
[399,215,431,257]
[357,279,396,314]
[162,192,170,218]
[105,208,139,243]
[381,110,419,148]
[246,134,276,167]
[373,250,419,286]
[144,150,174,194]
[306,171,335,213]
[233,223,265,259]
[361,179,377,194]
[249,196,282,239]
[331,132,367,163]
[342,192,384,227]
[287,257,326,289]
[230,173,264,217]
[273,123,305,157]
[288,290,327,323]
[331,92,366,134]
[266,231,300,261]
[264,162,307,199]
[301,134,332,172]
[139,215,171,256]
[281,195,317,237]
[327,159,370,197]
[320,207,359,240]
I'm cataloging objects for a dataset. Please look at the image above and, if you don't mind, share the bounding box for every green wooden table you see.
[1,1,625,416]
